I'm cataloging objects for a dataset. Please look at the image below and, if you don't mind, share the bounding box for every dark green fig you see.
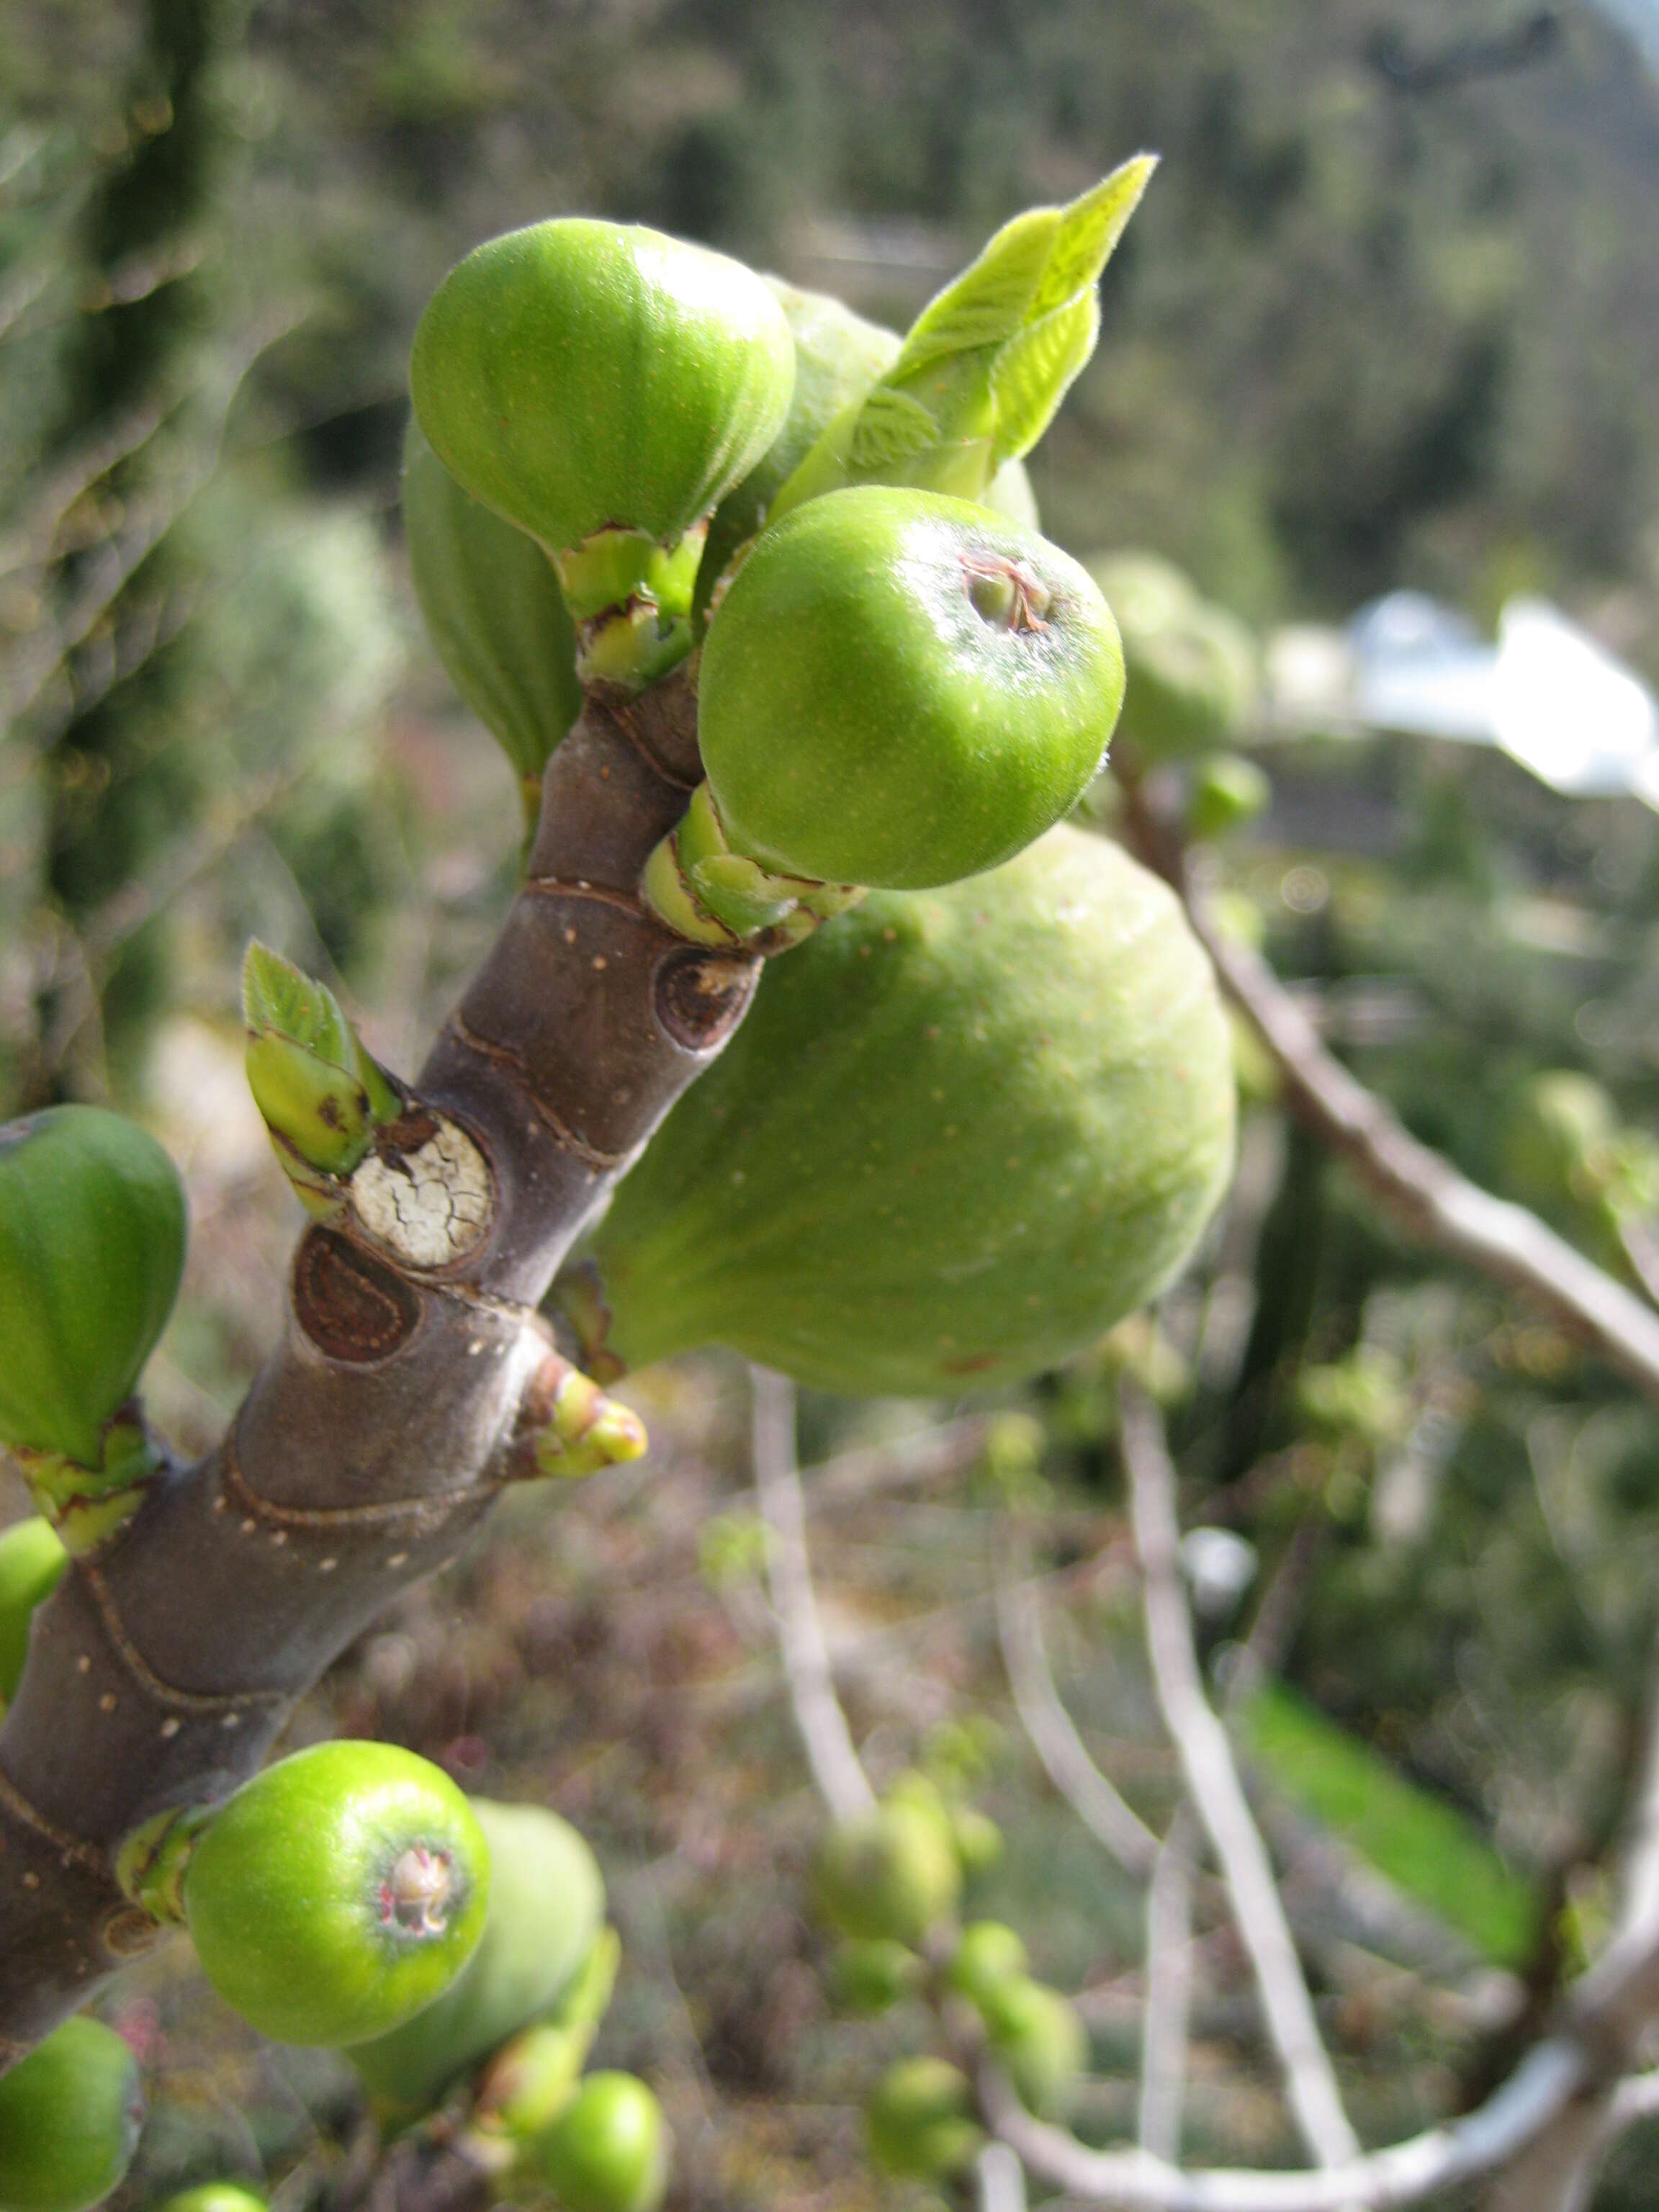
[0,1519,67,1707]
[410,219,791,603]
[535,2073,669,2212]
[0,1107,186,1473]
[1085,552,1260,762]
[155,2190,268,2212]
[864,2057,982,2182]
[945,1921,1028,2009]
[151,1742,490,2049]
[698,486,1123,890]
[814,1797,962,1946]
[351,1799,606,2123]
[827,1938,925,2018]
[403,422,583,827]
[0,2016,144,2212]
[584,824,1235,1398]
[977,1976,1087,2117]
[1189,752,1270,840]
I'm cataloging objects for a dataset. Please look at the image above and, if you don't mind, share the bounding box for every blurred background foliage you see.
[4,1,1659,2206]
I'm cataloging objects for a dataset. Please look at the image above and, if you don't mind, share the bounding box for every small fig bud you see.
[864,2056,982,2182]
[0,2016,145,2212]
[699,487,1123,890]
[0,1105,186,1475]
[163,1742,490,2049]
[403,422,583,828]
[1086,552,1261,761]
[827,1938,925,2018]
[535,2072,670,2212]
[1189,751,1271,841]
[243,943,400,1187]
[943,1920,1028,2008]
[813,1797,962,1947]
[0,1518,68,1708]
[977,1975,1087,2118]
[583,824,1235,1398]
[351,1800,606,2124]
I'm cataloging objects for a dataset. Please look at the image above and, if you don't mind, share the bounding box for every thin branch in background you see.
[976,2140,1029,2212]
[750,1365,877,1825]
[1138,1805,1199,2162]
[995,1562,1161,1881]
[1121,1382,1362,2172]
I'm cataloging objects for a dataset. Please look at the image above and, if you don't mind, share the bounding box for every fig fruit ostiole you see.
[0,1107,186,1551]
[0,1518,67,1710]
[578,824,1235,1399]
[116,1742,490,2049]
[403,421,583,835]
[534,2072,670,2212]
[0,2015,145,2212]
[410,218,793,691]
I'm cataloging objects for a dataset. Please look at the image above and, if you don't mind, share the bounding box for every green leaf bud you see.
[535,2073,670,2212]
[864,2056,982,2182]
[138,1743,490,2049]
[0,1519,68,1708]
[351,1801,606,2124]
[826,1938,925,2018]
[0,2016,144,2212]
[813,1797,961,1947]
[403,421,583,830]
[978,1976,1087,2117]
[0,1106,186,1477]
[698,487,1123,890]
[1188,751,1271,841]
[945,1920,1028,2009]
[583,825,1235,1398]
[1086,552,1261,761]
[243,943,400,1187]
[524,1361,648,1482]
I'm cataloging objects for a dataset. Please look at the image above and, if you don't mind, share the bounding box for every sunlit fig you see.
[156,2190,268,2212]
[0,1519,67,1708]
[0,2016,144,2212]
[0,1107,186,1478]
[945,1921,1028,2009]
[864,2056,982,2182]
[977,1975,1087,2117]
[1086,551,1260,762]
[582,824,1234,1397]
[122,1742,490,2049]
[814,1797,962,1947]
[535,2072,670,2212]
[403,421,583,825]
[698,487,1123,890]
[351,1799,606,2123]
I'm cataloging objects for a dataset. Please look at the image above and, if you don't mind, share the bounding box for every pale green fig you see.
[469,2019,588,2143]
[950,1807,1005,1879]
[1189,751,1271,840]
[945,1921,1028,2009]
[350,1799,606,2122]
[535,2073,669,2212]
[0,2017,144,2212]
[410,219,792,686]
[156,2190,268,2212]
[814,1797,962,1946]
[583,824,1235,1398]
[0,1519,67,1707]
[0,1106,186,1481]
[403,421,583,827]
[1086,552,1260,761]
[827,1938,925,2017]
[121,1742,490,2049]
[977,1976,1087,2117]
[698,487,1123,891]
[865,2056,982,2182]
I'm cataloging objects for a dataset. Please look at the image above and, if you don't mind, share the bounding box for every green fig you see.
[864,2056,982,2182]
[1189,752,1271,840]
[470,2013,590,2144]
[697,486,1123,891]
[583,824,1235,1398]
[814,1797,962,1946]
[949,1807,1005,1879]
[535,2073,669,2212]
[1502,1071,1618,1203]
[155,2191,268,2212]
[351,1799,606,2123]
[827,1938,925,2018]
[977,1976,1087,2118]
[0,2016,144,2212]
[1086,552,1260,762]
[410,219,793,687]
[0,1519,68,1707]
[945,1921,1029,2009]
[0,1107,186,1542]
[122,1742,490,2049]
[403,421,583,828]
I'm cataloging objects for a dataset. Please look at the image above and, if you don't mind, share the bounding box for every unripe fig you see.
[535,2073,669,2212]
[351,1799,606,2123]
[0,1106,186,1473]
[1188,751,1270,840]
[827,1938,925,2018]
[950,1807,1005,1879]
[864,2056,982,2182]
[977,1976,1087,2117]
[152,1742,490,2049]
[1086,552,1260,761]
[584,824,1234,1397]
[945,1921,1028,2009]
[156,2190,268,2212]
[403,423,582,826]
[1503,1071,1617,1204]
[0,1519,67,1707]
[698,487,1123,890]
[814,1798,962,1946]
[0,2016,144,2212]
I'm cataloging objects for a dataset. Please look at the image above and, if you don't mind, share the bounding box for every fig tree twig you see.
[1138,1808,1199,2162]
[977,2139,1029,2211]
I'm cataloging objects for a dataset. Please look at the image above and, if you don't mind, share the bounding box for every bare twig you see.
[1138,1807,1199,2162]
[1122,1385,1361,2171]
[750,1366,877,1825]
[976,2140,1030,2212]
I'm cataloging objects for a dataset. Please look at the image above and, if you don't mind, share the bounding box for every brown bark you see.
[0,670,758,2062]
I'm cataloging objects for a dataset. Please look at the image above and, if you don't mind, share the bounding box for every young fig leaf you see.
[243,942,398,1183]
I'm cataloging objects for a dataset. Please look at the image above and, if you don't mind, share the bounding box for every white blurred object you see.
[1351,592,1497,742]
[1492,598,1659,796]
[1179,1526,1259,1621]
